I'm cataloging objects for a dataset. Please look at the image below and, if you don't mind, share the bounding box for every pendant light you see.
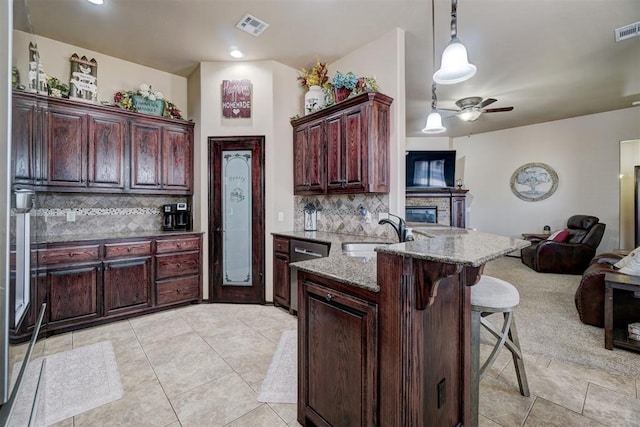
[422,0,446,134]
[433,0,476,85]
[422,84,446,133]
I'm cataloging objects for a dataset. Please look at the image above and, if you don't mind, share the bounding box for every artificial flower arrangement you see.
[330,72,380,102]
[297,61,329,88]
[113,83,183,120]
[45,75,69,98]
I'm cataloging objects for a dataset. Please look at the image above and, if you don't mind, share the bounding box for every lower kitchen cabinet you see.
[273,236,290,310]
[47,263,102,326]
[298,272,378,427]
[10,233,202,341]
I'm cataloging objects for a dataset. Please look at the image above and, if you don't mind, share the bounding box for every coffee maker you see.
[162,203,192,231]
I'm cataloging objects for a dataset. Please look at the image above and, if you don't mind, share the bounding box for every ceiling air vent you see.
[236,13,270,37]
[615,21,640,42]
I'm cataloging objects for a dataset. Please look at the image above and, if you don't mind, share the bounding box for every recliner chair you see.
[521,215,606,274]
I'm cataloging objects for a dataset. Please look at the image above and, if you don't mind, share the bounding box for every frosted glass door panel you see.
[222,150,252,285]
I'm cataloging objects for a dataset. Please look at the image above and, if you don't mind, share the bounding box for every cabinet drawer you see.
[156,275,200,305]
[156,252,200,279]
[38,245,100,265]
[104,241,151,259]
[274,237,289,253]
[156,237,200,254]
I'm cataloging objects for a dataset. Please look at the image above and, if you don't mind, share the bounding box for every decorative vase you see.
[304,85,325,115]
[334,87,351,103]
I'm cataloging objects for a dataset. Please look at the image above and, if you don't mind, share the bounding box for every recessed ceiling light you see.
[87,0,104,4]
[229,47,243,59]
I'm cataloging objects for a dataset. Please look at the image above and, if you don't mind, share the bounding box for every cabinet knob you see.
[176,288,182,293]
[325,293,333,301]
[126,247,132,252]
[176,243,182,248]
[68,252,75,257]
[176,263,181,268]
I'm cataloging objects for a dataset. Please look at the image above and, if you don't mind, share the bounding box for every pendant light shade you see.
[433,0,476,85]
[433,38,476,84]
[422,110,446,133]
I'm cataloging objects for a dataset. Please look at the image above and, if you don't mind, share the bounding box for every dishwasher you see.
[289,239,329,313]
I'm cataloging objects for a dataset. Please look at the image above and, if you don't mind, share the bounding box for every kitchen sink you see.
[341,242,390,258]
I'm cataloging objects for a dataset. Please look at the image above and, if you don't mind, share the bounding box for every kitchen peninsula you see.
[291,227,529,426]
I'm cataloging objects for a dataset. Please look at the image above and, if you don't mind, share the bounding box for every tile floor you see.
[22,303,640,426]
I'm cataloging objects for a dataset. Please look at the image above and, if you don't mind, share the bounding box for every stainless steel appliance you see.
[289,239,329,312]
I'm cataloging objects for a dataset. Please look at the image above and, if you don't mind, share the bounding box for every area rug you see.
[10,340,124,426]
[483,256,640,378]
[257,330,297,404]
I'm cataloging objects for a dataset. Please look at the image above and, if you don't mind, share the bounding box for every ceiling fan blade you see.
[477,98,497,109]
[483,106,514,113]
[438,108,460,112]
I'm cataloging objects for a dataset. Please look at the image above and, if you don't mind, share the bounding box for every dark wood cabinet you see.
[103,240,152,316]
[273,236,290,310]
[155,235,202,306]
[293,119,325,194]
[47,263,101,326]
[298,272,378,426]
[291,92,392,195]
[11,91,194,195]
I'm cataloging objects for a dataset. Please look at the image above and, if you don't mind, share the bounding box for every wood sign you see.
[69,53,98,103]
[222,79,251,118]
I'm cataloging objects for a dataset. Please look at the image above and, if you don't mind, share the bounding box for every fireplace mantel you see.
[406,188,469,228]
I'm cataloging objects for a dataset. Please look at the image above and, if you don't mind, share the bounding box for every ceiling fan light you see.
[422,111,446,134]
[457,109,482,122]
[433,39,477,85]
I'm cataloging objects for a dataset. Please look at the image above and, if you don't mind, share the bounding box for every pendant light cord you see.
[450,0,458,39]
[431,0,437,110]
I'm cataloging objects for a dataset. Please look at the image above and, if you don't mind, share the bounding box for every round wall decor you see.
[510,162,558,202]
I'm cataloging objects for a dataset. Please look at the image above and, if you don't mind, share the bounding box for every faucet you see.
[378,213,408,242]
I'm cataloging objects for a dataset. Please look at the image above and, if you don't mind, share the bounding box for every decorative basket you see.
[334,87,352,103]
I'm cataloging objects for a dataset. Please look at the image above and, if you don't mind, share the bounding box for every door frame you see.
[208,136,265,303]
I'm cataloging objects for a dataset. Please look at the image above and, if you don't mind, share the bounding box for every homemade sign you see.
[69,53,98,103]
[222,79,251,118]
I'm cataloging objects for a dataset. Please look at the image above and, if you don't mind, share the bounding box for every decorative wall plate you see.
[510,162,558,202]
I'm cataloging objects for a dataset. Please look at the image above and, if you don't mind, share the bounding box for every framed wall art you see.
[222,79,252,118]
[510,162,558,202]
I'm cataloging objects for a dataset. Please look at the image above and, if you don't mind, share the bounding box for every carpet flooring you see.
[483,256,640,378]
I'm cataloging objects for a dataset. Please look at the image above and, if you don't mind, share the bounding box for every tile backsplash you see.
[294,194,396,239]
[30,193,187,238]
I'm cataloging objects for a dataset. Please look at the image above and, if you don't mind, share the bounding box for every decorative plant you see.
[332,71,358,90]
[297,61,329,88]
[354,76,379,94]
[113,83,183,119]
[45,75,69,98]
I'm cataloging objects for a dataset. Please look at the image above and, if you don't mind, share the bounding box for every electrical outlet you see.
[66,211,76,222]
[278,211,284,222]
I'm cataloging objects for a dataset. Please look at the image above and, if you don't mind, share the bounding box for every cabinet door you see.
[11,95,38,185]
[341,106,367,192]
[46,104,87,187]
[104,257,152,316]
[325,114,344,190]
[162,126,193,193]
[300,278,378,426]
[130,120,162,190]
[451,195,466,228]
[47,263,101,325]
[293,120,325,194]
[273,251,290,309]
[87,112,126,189]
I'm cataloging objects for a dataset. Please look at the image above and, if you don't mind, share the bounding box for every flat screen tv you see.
[406,150,456,189]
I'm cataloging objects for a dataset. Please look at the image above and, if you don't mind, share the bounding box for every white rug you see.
[257,330,297,404]
[9,340,124,426]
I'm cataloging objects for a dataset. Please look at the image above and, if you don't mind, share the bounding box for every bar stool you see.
[470,275,529,425]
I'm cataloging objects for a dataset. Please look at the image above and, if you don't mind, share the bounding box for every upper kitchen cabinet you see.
[291,92,392,195]
[11,91,194,195]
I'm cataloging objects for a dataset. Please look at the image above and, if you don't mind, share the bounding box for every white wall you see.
[190,60,299,301]
[330,28,406,215]
[454,107,640,253]
[619,139,640,249]
[12,30,187,114]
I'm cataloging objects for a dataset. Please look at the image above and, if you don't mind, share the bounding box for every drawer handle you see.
[326,293,333,301]
[176,243,182,248]
[68,252,75,257]
[176,288,182,293]
[126,247,132,252]
[176,263,181,268]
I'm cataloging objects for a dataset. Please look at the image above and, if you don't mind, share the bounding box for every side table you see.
[604,272,640,352]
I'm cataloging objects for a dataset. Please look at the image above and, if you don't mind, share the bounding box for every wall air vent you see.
[615,21,640,42]
[236,13,270,37]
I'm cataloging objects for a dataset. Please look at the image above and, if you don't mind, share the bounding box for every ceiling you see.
[12,0,640,138]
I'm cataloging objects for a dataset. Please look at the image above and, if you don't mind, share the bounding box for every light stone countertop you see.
[275,228,530,293]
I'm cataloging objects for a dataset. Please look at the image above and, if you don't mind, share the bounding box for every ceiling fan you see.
[442,96,514,122]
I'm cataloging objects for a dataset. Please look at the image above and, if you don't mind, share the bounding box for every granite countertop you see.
[274,228,530,293]
[37,230,203,244]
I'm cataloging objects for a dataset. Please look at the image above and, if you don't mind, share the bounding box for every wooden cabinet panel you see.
[48,264,101,324]
[343,106,366,191]
[130,120,162,190]
[293,120,325,194]
[156,252,200,280]
[104,241,151,259]
[88,112,126,189]
[325,115,343,189]
[156,237,200,254]
[46,104,87,187]
[11,94,39,185]
[38,244,100,265]
[273,252,290,309]
[162,126,193,192]
[299,275,378,426]
[104,257,152,315]
[273,237,289,254]
[156,275,200,306]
